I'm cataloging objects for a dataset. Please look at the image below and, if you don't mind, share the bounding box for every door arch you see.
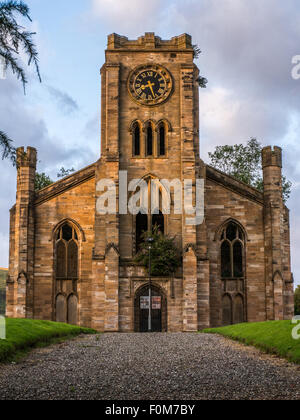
[134,284,167,333]
[67,294,78,325]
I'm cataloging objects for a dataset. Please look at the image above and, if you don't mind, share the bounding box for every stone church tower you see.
[6,33,294,332]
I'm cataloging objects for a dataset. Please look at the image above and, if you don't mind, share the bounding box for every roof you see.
[34,163,96,206]
[206,165,264,205]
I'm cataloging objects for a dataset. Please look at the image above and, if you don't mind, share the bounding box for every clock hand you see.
[147,80,156,98]
[141,81,156,98]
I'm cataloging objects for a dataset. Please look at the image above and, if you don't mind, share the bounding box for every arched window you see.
[136,212,148,250]
[152,211,165,235]
[146,123,153,156]
[222,294,232,326]
[233,294,244,324]
[135,179,166,253]
[220,222,246,325]
[158,124,166,157]
[56,294,66,323]
[133,122,141,156]
[55,222,79,324]
[67,294,78,325]
[56,223,78,280]
[221,223,245,279]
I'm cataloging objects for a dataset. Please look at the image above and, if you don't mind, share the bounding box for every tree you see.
[135,227,181,277]
[295,286,300,316]
[0,130,16,165]
[0,0,41,164]
[57,167,75,178]
[35,172,53,191]
[35,167,76,191]
[208,138,292,202]
[192,44,208,88]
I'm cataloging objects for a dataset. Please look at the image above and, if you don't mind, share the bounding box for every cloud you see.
[0,72,95,268]
[46,85,79,115]
[87,0,163,35]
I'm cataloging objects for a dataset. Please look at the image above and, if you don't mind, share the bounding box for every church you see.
[6,33,294,332]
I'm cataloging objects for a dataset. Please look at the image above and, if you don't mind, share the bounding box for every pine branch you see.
[0,1,31,21]
[0,0,41,92]
[0,131,16,165]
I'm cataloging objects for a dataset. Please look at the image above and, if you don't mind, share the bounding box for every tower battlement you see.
[16,147,37,169]
[107,32,193,51]
[262,146,282,169]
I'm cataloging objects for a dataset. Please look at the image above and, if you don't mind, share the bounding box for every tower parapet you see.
[16,146,37,169]
[262,146,282,169]
[107,32,193,51]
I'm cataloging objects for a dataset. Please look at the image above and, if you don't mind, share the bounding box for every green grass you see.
[203,321,300,364]
[0,318,97,363]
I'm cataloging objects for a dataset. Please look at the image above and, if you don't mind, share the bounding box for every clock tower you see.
[92,32,208,333]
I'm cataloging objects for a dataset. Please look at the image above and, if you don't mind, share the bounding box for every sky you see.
[0,0,299,286]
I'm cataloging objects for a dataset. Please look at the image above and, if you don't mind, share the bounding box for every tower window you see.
[152,211,165,235]
[135,180,166,253]
[136,213,148,250]
[133,123,141,156]
[146,124,153,156]
[158,125,166,157]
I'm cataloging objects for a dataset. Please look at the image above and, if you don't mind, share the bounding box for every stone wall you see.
[33,169,95,326]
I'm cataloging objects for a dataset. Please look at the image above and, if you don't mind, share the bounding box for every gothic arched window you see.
[221,223,245,279]
[158,124,166,157]
[152,211,165,235]
[55,222,79,324]
[146,123,153,156]
[133,122,141,156]
[56,223,78,280]
[135,179,166,253]
[220,222,246,325]
[136,212,148,250]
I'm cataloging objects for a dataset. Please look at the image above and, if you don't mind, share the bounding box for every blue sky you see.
[0,0,300,286]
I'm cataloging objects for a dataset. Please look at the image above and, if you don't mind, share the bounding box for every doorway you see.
[134,284,167,332]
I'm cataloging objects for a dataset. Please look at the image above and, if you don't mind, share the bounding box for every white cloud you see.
[88,0,163,35]
[46,85,79,115]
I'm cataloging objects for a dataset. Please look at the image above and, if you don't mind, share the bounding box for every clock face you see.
[128,65,173,106]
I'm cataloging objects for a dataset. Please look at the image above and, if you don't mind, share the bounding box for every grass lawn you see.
[203,321,300,364]
[0,318,97,363]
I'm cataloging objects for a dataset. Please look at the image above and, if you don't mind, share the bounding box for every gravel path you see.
[0,333,300,400]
